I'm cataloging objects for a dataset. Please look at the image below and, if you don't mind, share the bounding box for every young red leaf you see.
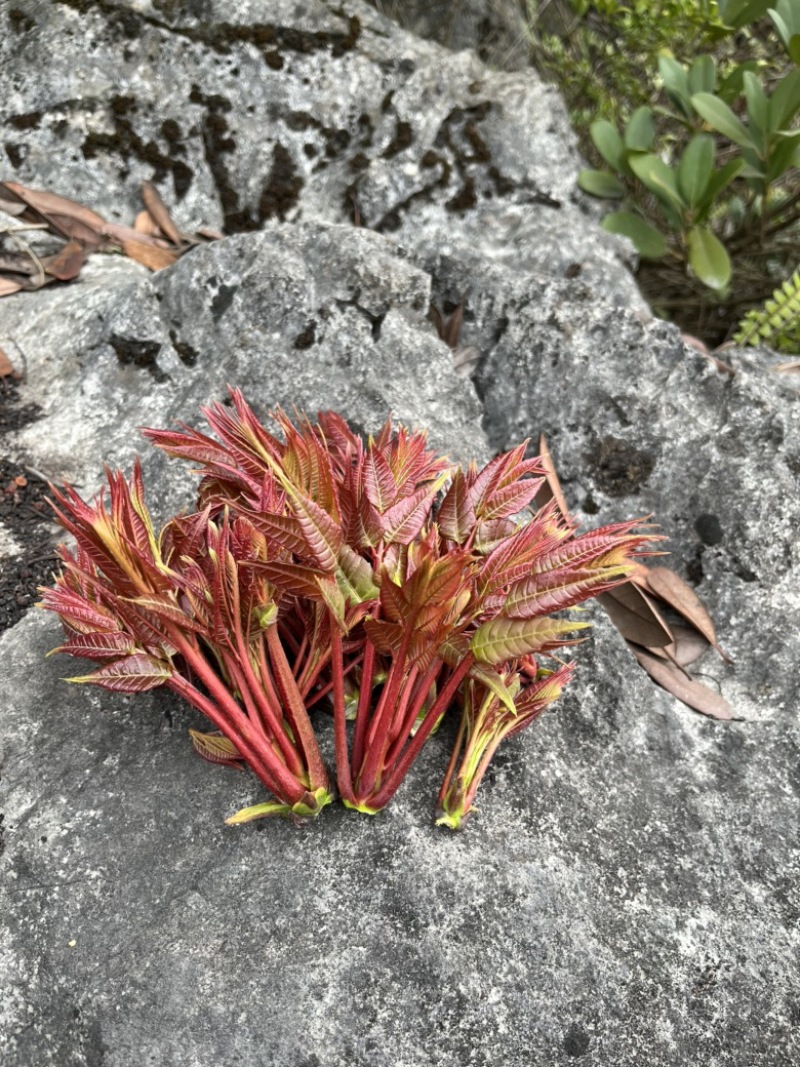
[437,468,476,544]
[189,729,245,769]
[470,616,591,665]
[66,653,173,692]
[51,629,135,660]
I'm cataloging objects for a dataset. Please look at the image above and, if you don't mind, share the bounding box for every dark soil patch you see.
[0,377,62,634]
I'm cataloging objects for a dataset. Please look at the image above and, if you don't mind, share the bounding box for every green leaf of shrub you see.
[678,134,715,208]
[590,120,625,171]
[766,130,800,183]
[629,154,686,212]
[624,107,655,152]
[688,227,732,290]
[602,212,667,259]
[698,158,744,216]
[769,69,800,130]
[578,169,625,198]
[717,0,773,28]
[691,92,755,149]
[689,55,716,96]
[770,8,800,64]
[659,55,692,116]
[743,72,769,148]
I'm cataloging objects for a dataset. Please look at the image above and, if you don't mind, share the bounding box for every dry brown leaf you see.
[0,277,25,297]
[0,181,107,246]
[536,433,571,520]
[0,253,39,275]
[445,304,463,349]
[134,210,162,237]
[196,226,225,241]
[102,219,173,249]
[639,623,710,669]
[118,237,179,271]
[639,565,731,662]
[43,240,85,281]
[0,188,27,217]
[668,623,713,667]
[628,644,733,720]
[598,583,673,649]
[0,347,15,376]
[141,180,183,246]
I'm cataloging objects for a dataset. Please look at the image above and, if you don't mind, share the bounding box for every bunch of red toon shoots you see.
[40,392,657,829]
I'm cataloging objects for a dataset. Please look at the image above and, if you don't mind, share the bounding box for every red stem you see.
[383,658,441,770]
[229,617,304,772]
[266,624,328,790]
[436,690,470,811]
[355,619,417,794]
[168,666,306,805]
[449,729,505,821]
[222,652,304,778]
[303,650,364,708]
[370,652,475,810]
[351,637,377,772]
[330,626,355,804]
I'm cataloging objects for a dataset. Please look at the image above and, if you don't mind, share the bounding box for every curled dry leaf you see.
[1,180,107,246]
[534,436,732,717]
[0,346,15,377]
[638,564,731,662]
[44,240,85,281]
[597,583,673,649]
[141,180,184,246]
[644,623,711,668]
[134,210,163,237]
[429,303,464,350]
[628,644,733,720]
[118,237,179,271]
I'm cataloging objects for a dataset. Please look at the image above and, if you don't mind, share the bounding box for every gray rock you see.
[1,3,799,1067]
[365,0,533,71]
[0,0,636,296]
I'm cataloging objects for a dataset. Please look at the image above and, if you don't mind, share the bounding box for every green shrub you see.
[527,0,800,343]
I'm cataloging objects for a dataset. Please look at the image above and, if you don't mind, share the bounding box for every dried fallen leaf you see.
[141,180,184,246]
[638,565,731,662]
[196,226,225,241]
[429,303,464,350]
[452,345,482,379]
[118,237,179,271]
[0,278,24,297]
[43,240,85,281]
[628,644,733,720]
[0,347,15,376]
[598,583,673,649]
[644,623,711,669]
[0,181,107,246]
[0,253,40,275]
[134,210,162,237]
[669,624,713,667]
